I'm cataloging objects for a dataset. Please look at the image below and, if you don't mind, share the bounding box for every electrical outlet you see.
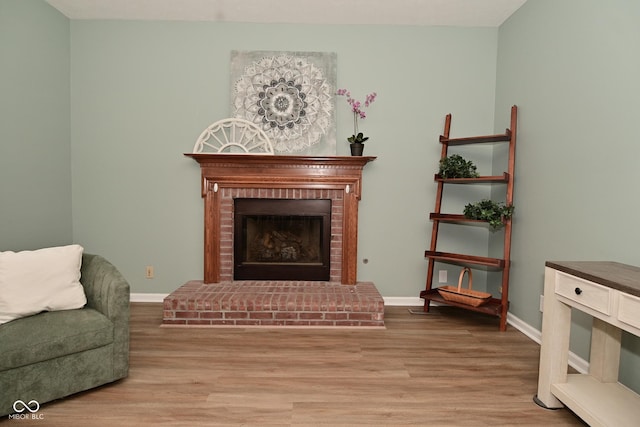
[145,266,154,279]
[438,270,447,283]
[539,295,544,312]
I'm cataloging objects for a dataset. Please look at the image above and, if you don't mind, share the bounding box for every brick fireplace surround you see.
[162,154,385,327]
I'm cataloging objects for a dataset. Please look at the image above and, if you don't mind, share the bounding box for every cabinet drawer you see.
[618,293,640,330]
[555,272,612,315]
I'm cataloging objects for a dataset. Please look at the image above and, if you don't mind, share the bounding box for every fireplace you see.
[162,154,384,327]
[233,198,331,281]
[184,154,375,284]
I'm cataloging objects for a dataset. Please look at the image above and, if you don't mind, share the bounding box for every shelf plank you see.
[440,130,511,146]
[429,213,485,224]
[551,374,640,427]
[420,289,503,317]
[434,172,510,183]
[429,213,510,228]
[424,251,506,268]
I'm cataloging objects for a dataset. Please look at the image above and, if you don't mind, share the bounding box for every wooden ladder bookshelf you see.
[420,105,517,331]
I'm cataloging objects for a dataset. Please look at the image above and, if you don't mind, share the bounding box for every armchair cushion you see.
[0,308,113,371]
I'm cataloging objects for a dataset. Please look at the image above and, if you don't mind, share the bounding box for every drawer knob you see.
[574,287,582,295]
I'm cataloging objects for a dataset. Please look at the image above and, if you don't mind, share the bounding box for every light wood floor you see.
[4,303,587,426]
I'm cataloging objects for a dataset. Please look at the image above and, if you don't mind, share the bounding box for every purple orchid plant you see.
[336,89,377,143]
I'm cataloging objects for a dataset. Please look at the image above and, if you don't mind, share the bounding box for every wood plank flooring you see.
[2,304,587,426]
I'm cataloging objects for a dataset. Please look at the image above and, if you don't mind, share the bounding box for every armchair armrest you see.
[80,253,130,378]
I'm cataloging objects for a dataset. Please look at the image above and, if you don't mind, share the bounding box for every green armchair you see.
[0,253,130,416]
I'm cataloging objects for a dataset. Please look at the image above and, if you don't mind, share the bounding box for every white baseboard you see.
[382,296,424,306]
[130,293,168,303]
[507,311,541,342]
[507,311,588,374]
[568,352,589,374]
[129,293,589,374]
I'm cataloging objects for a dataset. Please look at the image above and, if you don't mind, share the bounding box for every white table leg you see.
[589,317,622,382]
[536,267,571,408]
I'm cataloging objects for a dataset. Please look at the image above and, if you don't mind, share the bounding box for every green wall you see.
[496,0,640,392]
[69,21,499,296]
[0,0,71,250]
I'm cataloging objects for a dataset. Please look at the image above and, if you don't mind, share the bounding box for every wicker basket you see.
[437,267,491,307]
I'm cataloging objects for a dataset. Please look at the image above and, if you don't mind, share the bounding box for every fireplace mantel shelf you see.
[186,153,375,285]
[184,154,376,179]
[184,153,376,165]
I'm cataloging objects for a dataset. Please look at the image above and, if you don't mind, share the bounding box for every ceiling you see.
[45,0,527,27]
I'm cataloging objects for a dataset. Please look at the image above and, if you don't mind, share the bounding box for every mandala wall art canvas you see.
[230,51,337,155]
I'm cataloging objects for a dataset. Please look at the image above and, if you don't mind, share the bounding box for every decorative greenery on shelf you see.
[349,132,368,144]
[463,199,514,230]
[438,154,480,179]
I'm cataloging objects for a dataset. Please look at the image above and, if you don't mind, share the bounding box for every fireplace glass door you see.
[234,199,331,281]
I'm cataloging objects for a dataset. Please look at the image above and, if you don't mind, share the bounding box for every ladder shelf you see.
[421,105,517,331]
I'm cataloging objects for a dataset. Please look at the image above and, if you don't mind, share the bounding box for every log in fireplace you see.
[233,198,331,281]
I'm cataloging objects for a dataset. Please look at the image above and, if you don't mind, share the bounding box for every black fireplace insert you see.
[233,198,331,281]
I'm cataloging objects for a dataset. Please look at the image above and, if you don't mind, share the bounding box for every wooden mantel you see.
[185,154,376,284]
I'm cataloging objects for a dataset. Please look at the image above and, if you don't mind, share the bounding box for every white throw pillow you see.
[0,244,87,325]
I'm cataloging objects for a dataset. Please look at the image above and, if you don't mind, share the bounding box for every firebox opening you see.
[234,199,331,281]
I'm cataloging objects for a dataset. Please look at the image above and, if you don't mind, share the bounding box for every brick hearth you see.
[163,280,384,327]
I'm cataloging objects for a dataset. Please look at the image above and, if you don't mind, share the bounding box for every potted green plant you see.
[463,199,514,230]
[438,154,480,179]
[336,88,377,156]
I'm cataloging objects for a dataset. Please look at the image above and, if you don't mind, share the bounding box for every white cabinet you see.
[536,261,640,427]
